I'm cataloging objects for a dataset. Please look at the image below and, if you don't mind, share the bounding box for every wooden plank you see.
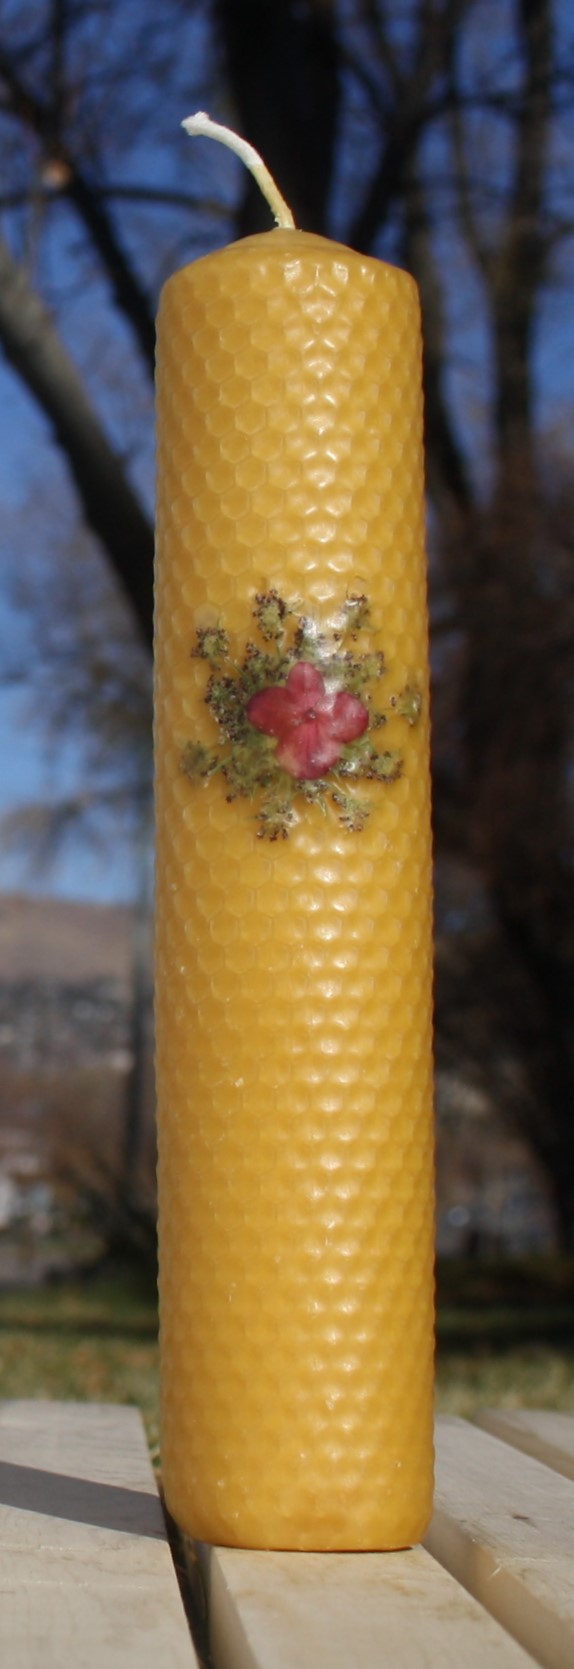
[476,1410,574,1483]
[0,1400,199,1669]
[195,1539,540,1669]
[426,1415,574,1669]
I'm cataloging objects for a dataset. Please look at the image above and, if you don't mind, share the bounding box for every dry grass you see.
[0,1272,160,1460]
[436,1342,574,1416]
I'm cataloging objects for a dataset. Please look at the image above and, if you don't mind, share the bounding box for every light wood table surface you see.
[1,1401,573,1667]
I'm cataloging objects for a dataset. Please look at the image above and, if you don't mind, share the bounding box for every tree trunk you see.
[498,909,574,1253]
[216,0,341,234]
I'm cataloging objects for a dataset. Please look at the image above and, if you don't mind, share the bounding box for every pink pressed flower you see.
[247,661,369,780]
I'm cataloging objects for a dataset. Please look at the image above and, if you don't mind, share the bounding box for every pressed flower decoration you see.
[181,590,421,839]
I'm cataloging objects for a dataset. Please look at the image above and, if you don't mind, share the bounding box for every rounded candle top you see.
[178,111,418,301]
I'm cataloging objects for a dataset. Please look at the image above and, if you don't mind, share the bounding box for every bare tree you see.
[0,0,208,634]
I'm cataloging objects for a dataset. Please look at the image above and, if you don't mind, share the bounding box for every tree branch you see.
[347,0,467,253]
[0,48,156,372]
[402,155,474,524]
[0,234,153,646]
[490,0,553,475]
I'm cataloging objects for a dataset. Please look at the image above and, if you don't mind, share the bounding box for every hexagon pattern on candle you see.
[155,231,435,1550]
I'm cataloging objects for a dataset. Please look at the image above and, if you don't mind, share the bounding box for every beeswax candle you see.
[155,116,435,1551]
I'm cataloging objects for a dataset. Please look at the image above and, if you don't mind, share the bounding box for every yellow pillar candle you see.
[155,115,435,1551]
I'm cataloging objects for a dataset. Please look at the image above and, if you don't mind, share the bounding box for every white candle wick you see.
[182,111,296,231]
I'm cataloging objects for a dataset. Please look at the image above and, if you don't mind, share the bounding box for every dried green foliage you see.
[182,590,421,838]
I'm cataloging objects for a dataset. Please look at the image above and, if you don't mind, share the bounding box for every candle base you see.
[161,1365,435,1553]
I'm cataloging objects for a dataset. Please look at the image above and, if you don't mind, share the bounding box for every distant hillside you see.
[0,892,135,985]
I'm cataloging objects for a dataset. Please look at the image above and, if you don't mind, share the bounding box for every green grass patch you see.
[435,1254,574,1416]
[0,1257,573,1464]
[436,1341,574,1417]
[0,1269,160,1461]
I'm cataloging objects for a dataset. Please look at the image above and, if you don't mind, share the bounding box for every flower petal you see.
[246,684,296,739]
[277,719,342,780]
[284,661,326,708]
[328,690,370,743]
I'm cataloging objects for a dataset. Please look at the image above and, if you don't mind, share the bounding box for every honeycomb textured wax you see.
[155,229,435,1551]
